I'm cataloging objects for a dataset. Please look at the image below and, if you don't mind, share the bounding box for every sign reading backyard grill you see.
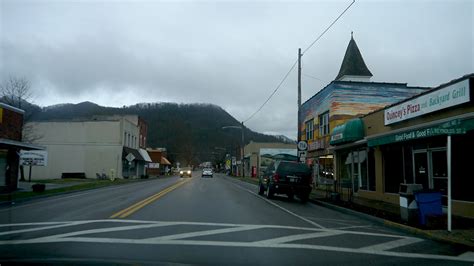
[20,150,48,166]
[384,79,470,125]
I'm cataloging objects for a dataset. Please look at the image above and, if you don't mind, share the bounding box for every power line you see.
[243,0,355,123]
[243,59,298,123]
[303,73,326,82]
[302,0,356,55]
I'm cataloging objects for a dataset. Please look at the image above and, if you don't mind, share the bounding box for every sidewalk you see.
[17,180,85,192]
[310,188,474,250]
[235,176,474,250]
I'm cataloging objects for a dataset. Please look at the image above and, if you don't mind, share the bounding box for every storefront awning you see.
[345,150,367,164]
[330,118,365,145]
[367,117,474,147]
[0,138,44,150]
[160,157,171,165]
[139,148,152,163]
[122,147,145,161]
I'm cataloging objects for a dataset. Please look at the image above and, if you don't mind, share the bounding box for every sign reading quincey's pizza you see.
[384,79,470,125]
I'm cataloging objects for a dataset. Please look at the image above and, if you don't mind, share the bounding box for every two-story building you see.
[25,115,151,179]
[329,74,474,220]
[299,35,429,182]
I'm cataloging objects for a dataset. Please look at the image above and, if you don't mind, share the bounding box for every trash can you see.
[414,191,443,226]
[399,184,423,223]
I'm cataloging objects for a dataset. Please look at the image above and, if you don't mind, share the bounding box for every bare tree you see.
[1,76,42,181]
[0,76,32,110]
[0,76,41,143]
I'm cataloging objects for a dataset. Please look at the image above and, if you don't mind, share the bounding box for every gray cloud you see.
[1,0,473,139]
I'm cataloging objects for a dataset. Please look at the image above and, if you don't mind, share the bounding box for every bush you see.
[140,174,149,179]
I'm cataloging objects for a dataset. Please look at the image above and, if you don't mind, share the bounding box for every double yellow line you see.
[110,179,189,219]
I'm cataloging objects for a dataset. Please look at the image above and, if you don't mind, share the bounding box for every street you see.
[0,172,473,265]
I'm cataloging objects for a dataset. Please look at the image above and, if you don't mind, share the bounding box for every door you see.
[413,148,448,205]
[413,151,429,190]
[430,149,448,205]
[0,152,7,186]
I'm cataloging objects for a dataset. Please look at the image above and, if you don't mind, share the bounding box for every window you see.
[341,148,374,192]
[305,119,314,140]
[124,132,127,146]
[319,111,329,136]
[383,145,404,193]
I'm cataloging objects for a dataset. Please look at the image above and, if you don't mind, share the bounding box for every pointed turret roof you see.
[335,33,373,81]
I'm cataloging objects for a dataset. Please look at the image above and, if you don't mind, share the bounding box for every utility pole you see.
[297,48,302,142]
[241,121,244,177]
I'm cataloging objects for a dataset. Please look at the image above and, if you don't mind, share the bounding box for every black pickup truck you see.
[258,160,312,203]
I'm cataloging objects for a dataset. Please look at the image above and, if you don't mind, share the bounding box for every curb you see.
[229,176,474,250]
[0,177,170,208]
[312,198,474,250]
[310,198,387,225]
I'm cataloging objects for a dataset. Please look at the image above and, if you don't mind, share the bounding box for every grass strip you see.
[0,178,149,202]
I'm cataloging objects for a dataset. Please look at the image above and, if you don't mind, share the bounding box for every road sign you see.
[125,153,135,162]
[20,150,48,166]
[297,141,308,151]
[298,151,307,158]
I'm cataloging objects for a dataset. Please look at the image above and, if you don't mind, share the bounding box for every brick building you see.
[0,103,43,191]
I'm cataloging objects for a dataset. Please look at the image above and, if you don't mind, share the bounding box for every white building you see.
[25,115,151,180]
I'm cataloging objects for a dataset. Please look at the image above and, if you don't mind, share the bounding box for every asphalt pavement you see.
[0,172,473,265]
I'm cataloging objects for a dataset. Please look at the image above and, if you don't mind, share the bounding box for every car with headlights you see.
[258,160,312,202]
[179,167,192,177]
[201,168,213,178]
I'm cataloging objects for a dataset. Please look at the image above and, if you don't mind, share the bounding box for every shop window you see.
[368,148,376,191]
[340,148,374,192]
[305,119,314,140]
[0,150,7,186]
[452,133,474,202]
[383,145,404,193]
[338,151,352,188]
[319,112,330,136]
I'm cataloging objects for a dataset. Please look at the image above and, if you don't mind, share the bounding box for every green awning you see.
[367,118,474,147]
[330,118,365,145]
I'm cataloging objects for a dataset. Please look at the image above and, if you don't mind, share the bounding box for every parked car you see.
[201,168,213,178]
[179,167,192,178]
[258,160,312,202]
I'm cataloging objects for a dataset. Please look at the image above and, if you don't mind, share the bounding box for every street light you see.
[222,122,244,177]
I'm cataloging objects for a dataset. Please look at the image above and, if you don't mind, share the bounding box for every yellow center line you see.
[109,179,189,219]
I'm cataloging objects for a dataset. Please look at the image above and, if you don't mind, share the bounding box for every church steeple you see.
[335,33,373,82]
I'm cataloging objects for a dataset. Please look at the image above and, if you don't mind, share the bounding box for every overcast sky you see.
[1,0,473,139]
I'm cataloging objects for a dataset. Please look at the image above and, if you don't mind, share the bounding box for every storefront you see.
[331,74,474,219]
[329,118,373,200]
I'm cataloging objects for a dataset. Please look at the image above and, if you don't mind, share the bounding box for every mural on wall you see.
[299,81,429,142]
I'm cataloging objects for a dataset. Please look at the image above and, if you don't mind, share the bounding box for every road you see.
[0,172,473,265]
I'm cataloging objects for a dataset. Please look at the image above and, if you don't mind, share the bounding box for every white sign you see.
[125,153,135,162]
[298,151,307,158]
[297,141,308,151]
[330,132,343,142]
[20,150,48,166]
[384,79,470,125]
[148,163,160,168]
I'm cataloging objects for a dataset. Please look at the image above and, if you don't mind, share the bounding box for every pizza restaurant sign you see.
[384,79,470,125]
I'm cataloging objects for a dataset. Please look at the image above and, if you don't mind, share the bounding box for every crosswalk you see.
[0,219,473,263]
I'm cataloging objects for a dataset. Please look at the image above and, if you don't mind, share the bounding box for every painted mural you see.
[299,81,429,144]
